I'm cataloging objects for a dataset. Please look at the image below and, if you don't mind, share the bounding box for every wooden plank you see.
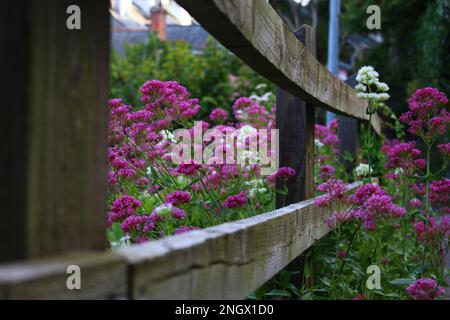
[176,0,382,135]
[338,75,361,172]
[276,25,315,207]
[0,252,127,299]
[120,182,361,300]
[276,25,316,287]
[0,0,110,261]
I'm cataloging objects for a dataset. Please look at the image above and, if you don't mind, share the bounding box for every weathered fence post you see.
[338,75,361,172]
[0,0,110,262]
[276,25,316,287]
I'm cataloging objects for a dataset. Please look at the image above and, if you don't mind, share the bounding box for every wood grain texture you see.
[276,25,316,207]
[0,252,127,299]
[338,75,361,172]
[1,0,110,261]
[176,0,382,135]
[119,182,361,300]
[276,25,316,287]
[0,183,362,299]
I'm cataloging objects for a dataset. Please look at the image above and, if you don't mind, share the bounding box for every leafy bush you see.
[111,33,274,119]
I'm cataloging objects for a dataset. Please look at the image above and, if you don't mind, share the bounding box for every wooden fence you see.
[0,0,382,299]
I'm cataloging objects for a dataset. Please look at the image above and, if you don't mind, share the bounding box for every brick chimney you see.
[150,3,167,41]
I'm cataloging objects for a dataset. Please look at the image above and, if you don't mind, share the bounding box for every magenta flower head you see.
[165,191,192,206]
[275,167,296,179]
[172,207,187,220]
[209,108,228,123]
[400,87,449,139]
[177,162,202,175]
[315,179,348,208]
[223,192,248,209]
[174,226,200,235]
[108,194,142,225]
[406,278,445,300]
[319,165,336,180]
[438,142,450,158]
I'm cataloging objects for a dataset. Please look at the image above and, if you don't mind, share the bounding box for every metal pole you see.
[326,0,341,124]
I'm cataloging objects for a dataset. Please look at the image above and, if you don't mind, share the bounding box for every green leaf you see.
[264,289,291,297]
[390,278,415,286]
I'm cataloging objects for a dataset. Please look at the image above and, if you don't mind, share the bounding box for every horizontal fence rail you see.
[176,0,382,135]
[0,182,361,299]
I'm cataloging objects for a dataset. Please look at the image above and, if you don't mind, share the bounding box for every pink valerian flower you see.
[172,207,187,220]
[348,184,387,206]
[275,167,296,179]
[209,108,228,123]
[223,192,248,209]
[414,215,450,243]
[337,251,348,258]
[176,162,202,175]
[139,80,200,125]
[108,195,142,226]
[405,278,445,300]
[348,184,405,231]
[232,97,274,129]
[267,167,296,187]
[165,191,192,206]
[121,215,155,234]
[352,294,367,300]
[400,87,449,140]
[174,226,200,235]
[315,179,348,208]
[319,165,336,180]
[438,143,450,157]
[326,210,355,228]
[384,141,423,172]
[380,139,401,156]
[328,119,339,133]
[408,199,422,209]
[315,124,339,147]
[429,179,450,213]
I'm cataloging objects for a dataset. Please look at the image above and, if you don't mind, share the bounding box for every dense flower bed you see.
[107,80,284,246]
[107,68,449,300]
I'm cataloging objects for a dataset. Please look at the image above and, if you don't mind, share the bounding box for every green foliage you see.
[341,0,450,113]
[111,33,274,118]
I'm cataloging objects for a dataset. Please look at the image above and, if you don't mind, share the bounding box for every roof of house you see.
[111,24,209,54]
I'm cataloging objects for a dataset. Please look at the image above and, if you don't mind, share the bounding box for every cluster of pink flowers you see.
[315,179,348,208]
[400,87,449,140]
[319,165,336,180]
[165,191,192,206]
[347,184,405,231]
[223,192,248,209]
[315,124,338,148]
[209,108,228,123]
[140,80,200,126]
[413,215,450,243]
[232,97,275,129]
[267,167,297,186]
[384,141,425,173]
[405,278,445,300]
[429,179,450,213]
[108,195,142,226]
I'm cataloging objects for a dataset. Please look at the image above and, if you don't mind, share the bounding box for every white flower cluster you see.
[315,139,324,148]
[355,66,390,102]
[111,235,131,251]
[355,163,373,177]
[245,179,267,197]
[250,92,272,103]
